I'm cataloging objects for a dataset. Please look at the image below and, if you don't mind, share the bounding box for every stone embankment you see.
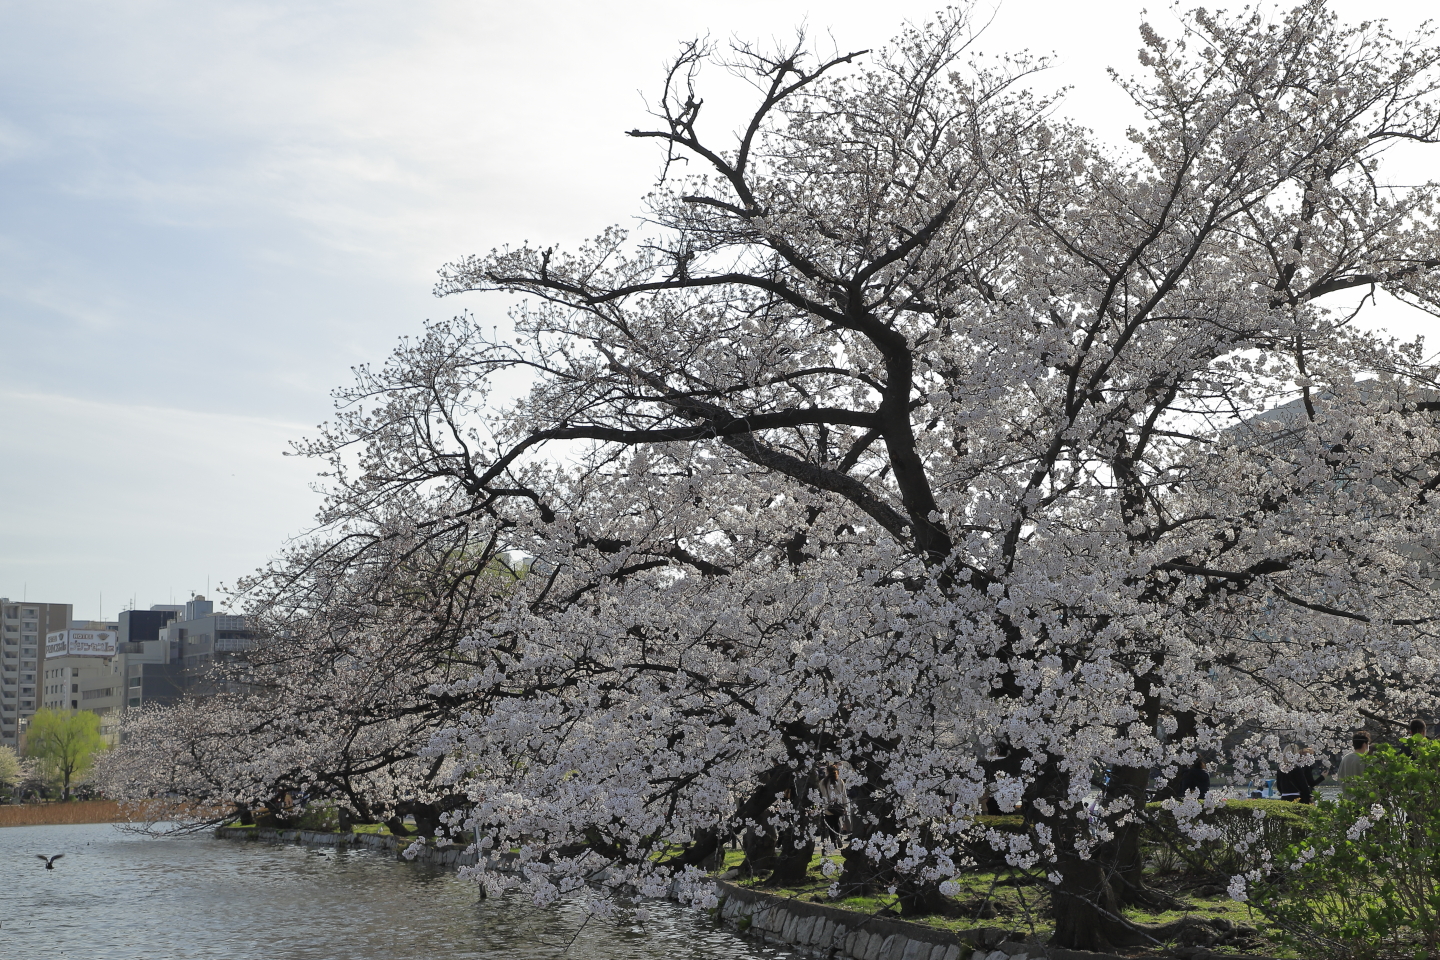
[216,825,485,867]
[214,827,1258,960]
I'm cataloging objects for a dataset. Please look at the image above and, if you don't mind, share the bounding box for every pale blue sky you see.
[1,0,1433,618]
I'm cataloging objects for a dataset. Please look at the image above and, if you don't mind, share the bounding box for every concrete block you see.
[781,912,798,941]
[845,930,863,956]
[811,917,829,945]
[901,940,928,960]
[940,946,961,960]
[792,915,815,944]
[865,933,891,960]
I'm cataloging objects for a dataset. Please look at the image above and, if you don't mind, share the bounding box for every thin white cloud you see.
[0,390,320,617]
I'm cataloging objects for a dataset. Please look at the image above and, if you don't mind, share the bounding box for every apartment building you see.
[1,599,71,749]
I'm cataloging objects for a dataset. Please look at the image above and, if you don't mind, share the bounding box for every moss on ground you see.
[713,847,1290,954]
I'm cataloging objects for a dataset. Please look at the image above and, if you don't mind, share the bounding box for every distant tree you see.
[0,744,21,799]
[26,709,106,800]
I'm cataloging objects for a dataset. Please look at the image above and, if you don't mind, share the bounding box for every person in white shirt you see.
[1337,731,1371,781]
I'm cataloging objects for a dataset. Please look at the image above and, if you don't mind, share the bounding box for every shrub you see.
[1146,798,1317,878]
[972,814,1026,833]
[1251,739,1440,959]
[296,804,342,832]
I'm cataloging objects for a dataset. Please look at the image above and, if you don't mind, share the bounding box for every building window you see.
[128,697,140,707]
[129,677,141,687]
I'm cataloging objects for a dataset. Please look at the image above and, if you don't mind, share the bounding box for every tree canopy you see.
[27,709,106,799]
[107,2,1440,950]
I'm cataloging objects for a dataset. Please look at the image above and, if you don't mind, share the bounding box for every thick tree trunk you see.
[898,880,951,917]
[897,827,949,916]
[667,828,722,870]
[765,835,815,887]
[740,825,778,877]
[1050,856,1148,951]
[838,758,898,897]
[1105,764,1152,906]
[734,765,790,878]
[1157,711,1199,801]
[1046,766,1184,949]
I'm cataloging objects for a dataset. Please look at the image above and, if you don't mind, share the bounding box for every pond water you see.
[0,823,792,959]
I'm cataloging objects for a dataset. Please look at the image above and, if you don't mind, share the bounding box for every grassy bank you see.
[717,849,1279,955]
[0,800,127,827]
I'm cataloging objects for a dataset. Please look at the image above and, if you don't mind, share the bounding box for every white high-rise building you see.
[0,598,71,749]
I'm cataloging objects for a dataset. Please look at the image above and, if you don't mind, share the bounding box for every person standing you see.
[1399,718,1429,758]
[1337,731,1371,781]
[1276,745,1324,803]
[1179,756,1210,799]
[817,763,851,842]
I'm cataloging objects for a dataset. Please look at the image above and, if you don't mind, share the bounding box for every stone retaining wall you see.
[214,825,492,869]
[713,879,1005,960]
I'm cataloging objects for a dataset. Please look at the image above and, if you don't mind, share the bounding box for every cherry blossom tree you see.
[109,2,1440,949]
[99,526,519,835]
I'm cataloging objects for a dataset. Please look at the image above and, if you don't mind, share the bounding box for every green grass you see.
[711,847,1289,952]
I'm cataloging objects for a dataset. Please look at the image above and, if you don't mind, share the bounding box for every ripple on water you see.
[0,822,794,959]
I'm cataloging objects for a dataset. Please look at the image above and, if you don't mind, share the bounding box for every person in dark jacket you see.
[1399,718,1429,758]
[1276,745,1324,803]
[1179,756,1210,799]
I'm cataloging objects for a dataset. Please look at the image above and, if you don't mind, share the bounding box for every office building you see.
[125,596,255,710]
[42,619,122,740]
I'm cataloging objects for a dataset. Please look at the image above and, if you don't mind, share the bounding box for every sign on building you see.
[45,629,118,658]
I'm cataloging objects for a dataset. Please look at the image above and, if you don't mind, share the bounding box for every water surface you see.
[0,822,790,959]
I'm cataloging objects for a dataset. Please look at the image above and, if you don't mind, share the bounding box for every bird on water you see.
[35,854,64,869]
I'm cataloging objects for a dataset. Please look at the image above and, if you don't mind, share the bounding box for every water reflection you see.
[0,823,791,959]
